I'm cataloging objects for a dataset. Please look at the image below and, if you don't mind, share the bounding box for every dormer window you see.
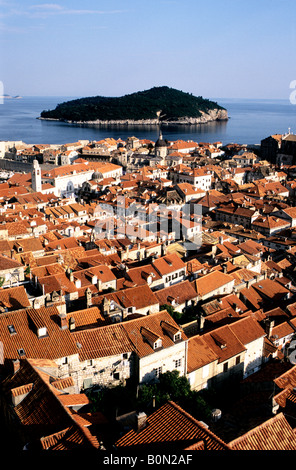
[174,332,182,342]
[8,325,16,335]
[153,338,163,350]
[18,348,25,357]
[211,332,227,349]
[141,327,163,350]
[161,320,182,343]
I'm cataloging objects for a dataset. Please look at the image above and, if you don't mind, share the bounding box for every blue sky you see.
[1,0,296,99]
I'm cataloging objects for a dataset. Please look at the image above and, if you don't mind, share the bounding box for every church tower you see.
[31,159,42,192]
[155,129,168,160]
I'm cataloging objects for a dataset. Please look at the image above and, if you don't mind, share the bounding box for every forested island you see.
[39,86,228,125]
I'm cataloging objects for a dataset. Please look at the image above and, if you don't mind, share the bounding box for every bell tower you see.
[32,159,42,192]
[155,130,168,159]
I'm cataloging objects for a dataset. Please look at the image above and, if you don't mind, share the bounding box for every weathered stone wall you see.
[0,158,31,172]
[57,352,133,392]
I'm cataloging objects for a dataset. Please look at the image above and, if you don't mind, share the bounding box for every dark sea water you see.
[0,96,295,146]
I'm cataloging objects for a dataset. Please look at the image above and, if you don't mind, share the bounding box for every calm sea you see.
[0,96,295,146]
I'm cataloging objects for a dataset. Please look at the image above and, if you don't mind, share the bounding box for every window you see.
[8,325,16,335]
[61,357,68,365]
[175,358,182,368]
[236,356,241,365]
[17,348,25,357]
[223,362,228,373]
[174,332,181,342]
[153,339,162,349]
[83,378,93,389]
[154,366,162,378]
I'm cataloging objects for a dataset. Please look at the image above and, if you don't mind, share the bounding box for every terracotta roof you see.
[51,376,75,391]
[228,316,266,345]
[0,285,30,311]
[0,255,24,270]
[252,216,290,229]
[38,272,77,295]
[229,413,296,450]
[240,286,263,310]
[1,358,100,450]
[152,253,186,276]
[122,311,186,359]
[31,263,65,277]
[71,322,134,361]
[93,284,159,311]
[201,323,246,364]
[191,271,234,297]
[0,306,78,361]
[187,335,218,372]
[274,364,296,391]
[154,280,197,306]
[115,400,230,451]
[40,425,100,450]
[73,265,117,284]
[58,393,90,407]
[45,236,80,252]
[72,310,185,361]
[252,279,290,301]
[118,264,162,288]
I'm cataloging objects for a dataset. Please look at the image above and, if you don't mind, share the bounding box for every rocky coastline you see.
[38,108,228,126]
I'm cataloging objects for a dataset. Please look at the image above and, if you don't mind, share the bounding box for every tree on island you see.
[40,86,227,123]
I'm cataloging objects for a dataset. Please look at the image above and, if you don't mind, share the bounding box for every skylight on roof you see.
[8,324,16,335]
[17,348,25,357]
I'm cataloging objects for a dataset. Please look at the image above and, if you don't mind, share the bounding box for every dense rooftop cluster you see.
[1,130,296,452]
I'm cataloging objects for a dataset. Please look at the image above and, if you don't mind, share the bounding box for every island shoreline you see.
[37,108,228,126]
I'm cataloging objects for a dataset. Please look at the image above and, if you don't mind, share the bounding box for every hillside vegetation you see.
[40,86,226,122]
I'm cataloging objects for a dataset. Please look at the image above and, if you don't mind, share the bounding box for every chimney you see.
[69,316,75,331]
[97,277,102,292]
[86,287,92,308]
[12,359,20,374]
[103,297,110,316]
[136,412,147,431]
[199,313,205,332]
[59,312,68,330]
[265,318,275,338]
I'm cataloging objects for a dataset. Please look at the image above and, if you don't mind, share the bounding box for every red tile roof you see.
[152,253,186,276]
[0,306,78,361]
[93,284,159,311]
[192,271,234,297]
[154,280,197,306]
[115,400,230,451]
[1,358,101,450]
[0,285,30,311]
[229,413,296,450]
